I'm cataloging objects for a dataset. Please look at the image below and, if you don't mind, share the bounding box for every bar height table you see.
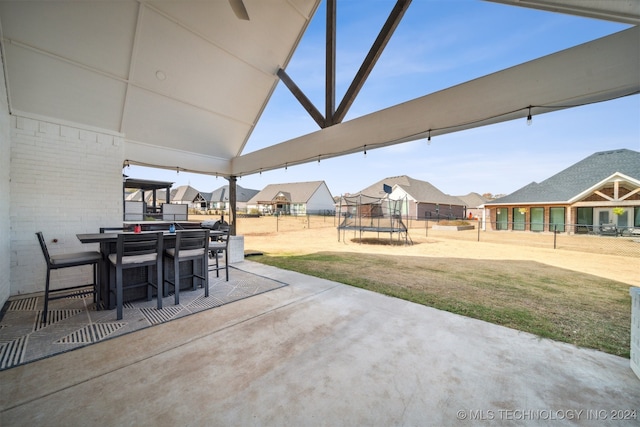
[77,230,223,310]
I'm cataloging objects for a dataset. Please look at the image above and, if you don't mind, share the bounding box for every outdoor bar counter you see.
[77,224,221,310]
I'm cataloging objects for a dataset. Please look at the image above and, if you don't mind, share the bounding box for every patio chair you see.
[164,229,210,305]
[36,232,102,323]
[108,232,164,320]
[599,223,618,236]
[209,225,230,281]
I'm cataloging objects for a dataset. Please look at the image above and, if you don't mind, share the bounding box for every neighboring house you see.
[247,181,335,215]
[456,192,489,220]
[125,189,170,205]
[355,175,468,220]
[483,149,640,233]
[170,185,207,210]
[124,190,142,202]
[202,185,259,212]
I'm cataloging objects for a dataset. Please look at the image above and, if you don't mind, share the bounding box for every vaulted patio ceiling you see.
[1,0,638,178]
[0,0,321,173]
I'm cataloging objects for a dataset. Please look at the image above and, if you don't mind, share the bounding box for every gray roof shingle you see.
[492,148,640,204]
[248,181,329,204]
[358,175,465,205]
[456,192,489,208]
[204,185,259,203]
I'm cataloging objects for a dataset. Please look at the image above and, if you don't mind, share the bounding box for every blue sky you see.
[127,0,639,197]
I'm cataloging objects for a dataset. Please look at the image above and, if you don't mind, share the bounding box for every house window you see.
[512,208,525,230]
[291,203,305,216]
[530,207,544,232]
[598,210,610,225]
[576,207,593,234]
[549,207,565,232]
[635,207,640,227]
[616,210,629,228]
[496,208,508,230]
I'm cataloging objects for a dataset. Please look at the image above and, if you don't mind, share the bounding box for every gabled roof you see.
[456,192,489,208]
[170,185,203,203]
[204,185,259,203]
[491,149,640,204]
[2,2,637,177]
[358,175,465,206]
[125,189,170,203]
[248,181,329,204]
[124,190,142,202]
[0,0,320,172]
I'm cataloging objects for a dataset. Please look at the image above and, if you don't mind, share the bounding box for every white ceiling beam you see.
[484,0,640,25]
[231,26,639,177]
[124,139,231,176]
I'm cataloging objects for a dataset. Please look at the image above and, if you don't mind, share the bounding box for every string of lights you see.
[124,89,638,179]
[235,90,638,176]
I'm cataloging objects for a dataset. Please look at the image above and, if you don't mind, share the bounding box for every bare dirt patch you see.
[189,214,638,286]
[190,214,637,356]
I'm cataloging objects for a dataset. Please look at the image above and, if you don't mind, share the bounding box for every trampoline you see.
[337,191,411,245]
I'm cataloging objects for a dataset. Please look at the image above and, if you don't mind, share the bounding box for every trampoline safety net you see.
[337,193,410,244]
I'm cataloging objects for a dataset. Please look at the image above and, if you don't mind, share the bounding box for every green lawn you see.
[251,252,632,357]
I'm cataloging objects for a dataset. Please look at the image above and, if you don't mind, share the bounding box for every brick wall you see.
[10,114,123,296]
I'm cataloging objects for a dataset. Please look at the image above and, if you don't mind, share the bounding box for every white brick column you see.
[0,57,10,307]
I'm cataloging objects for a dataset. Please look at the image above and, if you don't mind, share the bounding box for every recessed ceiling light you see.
[155,70,166,81]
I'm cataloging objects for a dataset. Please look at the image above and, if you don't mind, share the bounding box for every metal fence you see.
[418,220,640,258]
[234,213,338,234]
[220,214,640,258]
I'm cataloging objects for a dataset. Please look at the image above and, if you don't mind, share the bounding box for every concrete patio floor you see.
[1,261,638,426]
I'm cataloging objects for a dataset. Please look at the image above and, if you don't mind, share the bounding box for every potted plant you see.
[613,207,625,216]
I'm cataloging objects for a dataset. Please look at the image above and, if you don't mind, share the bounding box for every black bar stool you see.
[164,229,210,305]
[108,232,164,320]
[36,232,102,323]
[209,226,230,281]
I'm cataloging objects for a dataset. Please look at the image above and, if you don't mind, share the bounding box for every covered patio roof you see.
[123,177,174,192]
[0,0,638,177]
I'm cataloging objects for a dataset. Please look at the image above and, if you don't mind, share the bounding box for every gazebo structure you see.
[123,177,173,220]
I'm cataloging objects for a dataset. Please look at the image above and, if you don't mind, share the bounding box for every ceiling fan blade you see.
[229,0,250,21]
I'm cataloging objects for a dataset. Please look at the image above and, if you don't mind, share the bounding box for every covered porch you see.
[1,260,638,424]
[1,1,639,422]
[2,0,638,301]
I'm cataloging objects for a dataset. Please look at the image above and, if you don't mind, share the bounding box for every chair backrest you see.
[176,222,206,230]
[100,226,130,233]
[35,232,52,267]
[115,232,163,264]
[175,229,210,253]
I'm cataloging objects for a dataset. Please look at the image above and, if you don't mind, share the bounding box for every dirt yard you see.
[193,214,639,287]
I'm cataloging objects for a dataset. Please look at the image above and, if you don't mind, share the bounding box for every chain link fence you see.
[198,214,639,258]
[232,213,337,234]
[417,220,640,258]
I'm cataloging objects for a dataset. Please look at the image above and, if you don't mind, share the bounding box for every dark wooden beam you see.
[333,0,411,123]
[325,0,336,126]
[227,176,237,236]
[277,68,326,128]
